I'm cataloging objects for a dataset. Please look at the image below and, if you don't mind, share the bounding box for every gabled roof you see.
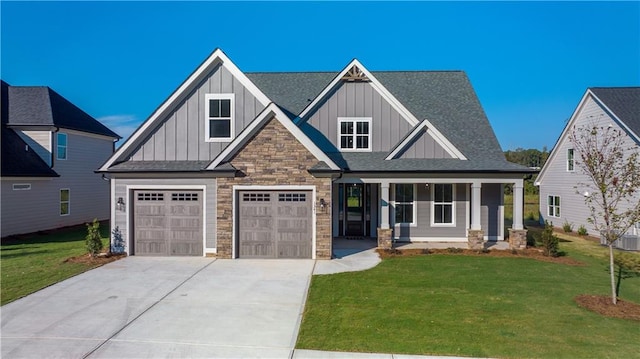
[537,87,640,184]
[98,48,271,172]
[206,103,340,171]
[385,119,466,160]
[5,83,119,138]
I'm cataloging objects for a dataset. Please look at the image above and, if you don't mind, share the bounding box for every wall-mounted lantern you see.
[116,197,125,211]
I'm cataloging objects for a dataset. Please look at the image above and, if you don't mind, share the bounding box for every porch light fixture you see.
[117,197,125,211]
[319,198,328,213]
[583,191,590,198]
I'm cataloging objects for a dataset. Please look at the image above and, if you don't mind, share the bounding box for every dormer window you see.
[338,117,371,151]
[205,94,234,142]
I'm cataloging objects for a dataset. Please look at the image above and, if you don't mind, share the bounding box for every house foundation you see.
[377,228,393,249]
[467,229,484,250]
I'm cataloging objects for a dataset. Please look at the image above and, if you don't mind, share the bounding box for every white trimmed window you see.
[432,184,455,226]
[205,94,234,142]
[57,133,67,160]
[548,195,560,217]
[338,117,371,151]
[394,184,416,225]
[567,148,574,171]
[60,189,70,216]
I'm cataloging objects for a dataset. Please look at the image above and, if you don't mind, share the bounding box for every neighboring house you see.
[536,87,640,248]
[98,49,532,258]
[1,80,120,237]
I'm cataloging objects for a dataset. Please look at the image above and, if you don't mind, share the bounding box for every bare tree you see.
[570,124,640,305]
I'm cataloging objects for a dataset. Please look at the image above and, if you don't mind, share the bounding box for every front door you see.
[345,184,364,236]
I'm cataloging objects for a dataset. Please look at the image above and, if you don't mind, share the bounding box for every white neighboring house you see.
[536,87,640,249]
[1,80,120,237]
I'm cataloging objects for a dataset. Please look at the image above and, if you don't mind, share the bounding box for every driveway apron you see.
[1,257,315,358]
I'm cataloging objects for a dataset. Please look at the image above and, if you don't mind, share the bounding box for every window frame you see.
[60,188,70,216]
[431,183,456,227]
[337,117,372,152]
[56,132,67,160]
[12,183,31,191]
[547,195,560,218]
[392,183,417,226]
[567,148,574,172]
[204,93,235,142]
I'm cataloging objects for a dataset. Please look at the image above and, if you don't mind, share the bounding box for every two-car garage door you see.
[238,191,312,259]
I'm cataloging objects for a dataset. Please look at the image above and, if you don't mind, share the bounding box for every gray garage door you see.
[133,190,203,256]
[238,191,312,258]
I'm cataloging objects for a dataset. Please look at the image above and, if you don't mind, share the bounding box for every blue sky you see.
[2,1,638,150]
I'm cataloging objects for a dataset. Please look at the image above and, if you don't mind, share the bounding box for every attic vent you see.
[342,65,369,82]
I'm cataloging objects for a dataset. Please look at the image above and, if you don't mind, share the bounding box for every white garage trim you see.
[125,185,207,256]
[232,185,317,259]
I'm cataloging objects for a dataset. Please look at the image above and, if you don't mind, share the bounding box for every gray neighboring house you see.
[1,80,120,237]
[536,87,640,248]
[98,49,532,259]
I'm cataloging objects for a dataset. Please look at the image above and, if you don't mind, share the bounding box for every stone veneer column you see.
[467,229,484,250]
[508,229,528,250]
[377,228,393,249]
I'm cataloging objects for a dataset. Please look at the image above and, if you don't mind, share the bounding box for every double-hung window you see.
[57,133,67,160]
[338,117,371,151]
[432,184,455,226]
[548,195,560,217]
[60,189,70,216]
[567,148,574,171]
[394,184,415,225]
[205,94,234,142]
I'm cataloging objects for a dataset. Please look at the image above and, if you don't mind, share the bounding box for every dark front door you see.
[345,184,364,236]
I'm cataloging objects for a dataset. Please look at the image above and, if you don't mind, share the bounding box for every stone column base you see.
[468,229,485,250]
[509,229,528,249]
[377,228,393,249]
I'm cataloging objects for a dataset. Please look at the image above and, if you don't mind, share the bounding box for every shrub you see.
[111,226,125,254]
[562,220,574,233]
[577,225,588,236]
[85,219,103,257]
[541,220,559,257]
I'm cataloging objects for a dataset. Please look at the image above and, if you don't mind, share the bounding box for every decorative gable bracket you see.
[341,65,370,82]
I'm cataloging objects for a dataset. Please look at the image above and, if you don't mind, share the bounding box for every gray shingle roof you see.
[6,85,120,138]
[1,128,59,177]
[108,161,212,172]
[590,87,640,139]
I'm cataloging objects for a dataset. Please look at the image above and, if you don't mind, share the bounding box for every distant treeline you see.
[504,147,550,195]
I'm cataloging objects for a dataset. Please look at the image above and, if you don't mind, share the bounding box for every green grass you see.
[297,240,640,358]
[504,193,539,222]
[1,223,110,305]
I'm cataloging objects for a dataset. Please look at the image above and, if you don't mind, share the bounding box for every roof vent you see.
[341,65,369,82]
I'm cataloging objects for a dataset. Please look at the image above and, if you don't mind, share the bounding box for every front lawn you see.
[1,223,112,305]
[297,239,640,358]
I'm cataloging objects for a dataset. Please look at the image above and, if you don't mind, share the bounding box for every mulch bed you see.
[575,295,640,321]
[64,252,126,265]
[377,247,585,266]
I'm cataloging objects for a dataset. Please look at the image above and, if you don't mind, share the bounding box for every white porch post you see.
[512,179,524,230]
[471,182,482,230]
[380,181,390,229]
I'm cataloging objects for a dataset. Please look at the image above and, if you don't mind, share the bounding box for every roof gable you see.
[99,48,271,171]
[386,119,466,160]
[589,87,640,140]
[1,128,58,177]
[206,103,339,171]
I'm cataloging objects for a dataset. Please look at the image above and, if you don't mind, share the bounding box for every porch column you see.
[512,180,524,230]
[471,182,482,230]
[380,181,390,229]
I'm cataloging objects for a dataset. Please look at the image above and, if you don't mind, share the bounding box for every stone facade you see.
[377,228,393,249]
[467,229,484,250]
[508,229,528,250]
[216,117,332,259]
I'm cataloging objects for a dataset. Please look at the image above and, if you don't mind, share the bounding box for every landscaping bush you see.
[577,225,588,236]
[562,220,574,233]
[541,220,559,257]
[85,219,103,257]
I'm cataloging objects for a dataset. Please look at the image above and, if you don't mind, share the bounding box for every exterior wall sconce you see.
[116,197,125,211]
[319,198,328,213]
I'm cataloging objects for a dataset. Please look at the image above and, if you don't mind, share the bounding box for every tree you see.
[570,124,640,305]
[86,219,103,257]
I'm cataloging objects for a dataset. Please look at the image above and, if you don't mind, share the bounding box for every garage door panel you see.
[135,241,167,256]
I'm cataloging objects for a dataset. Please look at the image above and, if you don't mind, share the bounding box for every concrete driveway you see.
[1,257,315,358]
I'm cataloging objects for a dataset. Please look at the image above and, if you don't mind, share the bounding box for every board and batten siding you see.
[129,64,265,162]
[304,81,412,152]
[539,96,640,236]
[399,129,453,159]
[17,130,52,166]
[393,183,468,240]
[1,132,112,237]
[112,177,217,252]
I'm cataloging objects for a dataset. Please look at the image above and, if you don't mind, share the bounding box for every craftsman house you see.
[98,49,532,258]
[536,87,640,250]
[1,80,120,237]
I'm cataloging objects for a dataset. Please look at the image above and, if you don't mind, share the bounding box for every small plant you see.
[85,219,103,257]
[577,225,588,236]
[446,247,463,254]
[541,220,559,257]
[562,220,574,233]
[111,226,125,254]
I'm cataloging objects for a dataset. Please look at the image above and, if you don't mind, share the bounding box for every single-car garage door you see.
[133,190,203,256]
[238,191,312,258]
